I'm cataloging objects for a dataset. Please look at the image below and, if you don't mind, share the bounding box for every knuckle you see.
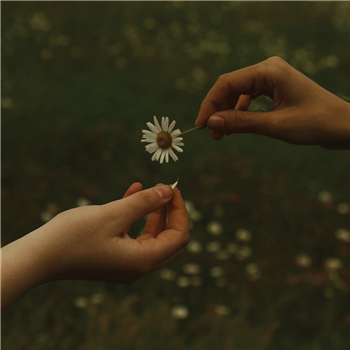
[217,73,229,84]
[234,112,247,131]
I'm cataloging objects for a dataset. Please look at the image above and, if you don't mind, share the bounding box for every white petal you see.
[171,179,179,189]
[142,129,157,137]
[170,129,181,138]
[168,120,176,133]
[168,148,178,162]
[146,143,158,153]
[165,149,169,163]
[155,148,162,161]
[153,116,162,132]
[147,122,160,134]
[141,137,157,143]
[173,141,184,147]
[165,117,169,132]
[172,144,183,153]
[161,117,166,132]
[152,148,162,161]
[172,137,183,142]
[160,151,166,164]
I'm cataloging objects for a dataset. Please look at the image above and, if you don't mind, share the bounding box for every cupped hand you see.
[196,56,350,149]
[38,183,189,284]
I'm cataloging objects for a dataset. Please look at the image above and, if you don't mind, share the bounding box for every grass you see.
[1,2,350,349]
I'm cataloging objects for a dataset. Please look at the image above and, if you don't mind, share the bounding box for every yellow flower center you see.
[156,132,172,149]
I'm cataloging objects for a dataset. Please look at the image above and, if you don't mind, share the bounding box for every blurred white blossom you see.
[76,197,91,207]
[90,293,104,305]
[214,304,231,316]
[171,305,189,319]
[337,203,350,214]
[335,228,350,242]
[176,276,191,288]
[295,253,312,268]
[318,191,332,204]
[236,228,252,242]
[324,258,343,270]
[235,246,253,260]
[245,263,262,281]
[209,266,224,278]
[74,296,89,309]
[186,240,203,253]
[160,268,177,281]
[183,263,201,275]
[207,221,223,236]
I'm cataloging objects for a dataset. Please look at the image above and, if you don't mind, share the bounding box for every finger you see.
[123,182,143,198]
[207,109,278,137]
[137,188,189,263]
[211,129,224,141]
[143,184,167,238]
[195,60,277,128]
[122,182,143,234]
[104,185,174,231]
[235,94,251,111]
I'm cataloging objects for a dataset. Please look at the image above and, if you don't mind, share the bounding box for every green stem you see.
[180,124,205,136]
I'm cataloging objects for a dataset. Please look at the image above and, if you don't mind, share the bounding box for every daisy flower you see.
[141,116,184,163]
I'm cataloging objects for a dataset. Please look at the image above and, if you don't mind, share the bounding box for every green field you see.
[2,2,350,349]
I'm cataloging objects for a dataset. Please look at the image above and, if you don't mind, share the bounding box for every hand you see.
[1,183,189,309]
[196,56,350,150]
[41,183,189,283]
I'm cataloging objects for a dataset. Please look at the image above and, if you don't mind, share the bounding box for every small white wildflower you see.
[245,263,262,281]
[235,246,253,260]
[141,116,184,163]
[183,263,201,275]
[186,240,203,253]
[76,197,91,207]
[74,296,89,309]
[209,266,224,278]
[295,253,312,268]
[236,229,252,242]
[189,209,202,221]
[337,203,350,214]
[324,258,343,270]
[176,276,191,288]
[90,293,104,305]
[171,305,189,319]
[207,221,223,236]
[335,228,350,242]
[160,268,177,281]
[318,191,332,204]
[214,305,231,316]
[215,251,230,260]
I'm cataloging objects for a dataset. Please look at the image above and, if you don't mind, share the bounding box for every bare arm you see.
[1,183,189,310]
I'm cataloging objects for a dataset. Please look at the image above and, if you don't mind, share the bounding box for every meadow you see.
[2,2,350,349]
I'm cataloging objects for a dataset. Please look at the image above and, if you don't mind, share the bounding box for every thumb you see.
[207,110,276,138]
[107,185,174,229]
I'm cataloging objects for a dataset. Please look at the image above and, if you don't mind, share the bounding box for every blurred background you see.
[2,1,350,349]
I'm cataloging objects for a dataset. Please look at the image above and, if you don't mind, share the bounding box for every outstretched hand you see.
[42,183,189,284]
[196,56,350,150]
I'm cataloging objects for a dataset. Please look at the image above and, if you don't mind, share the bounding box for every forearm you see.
[1,229,53,310]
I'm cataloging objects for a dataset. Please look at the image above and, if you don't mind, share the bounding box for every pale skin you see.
[196,56,350,150]
[1,183,189,311]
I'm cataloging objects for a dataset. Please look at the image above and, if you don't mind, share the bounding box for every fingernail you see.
[154,185,173,199]
[208,115,225,130]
